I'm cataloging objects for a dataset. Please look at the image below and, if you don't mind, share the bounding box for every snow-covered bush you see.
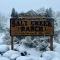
[21,36,48,51]
[16,45,27,52]
[21,36,35,48]
[2,32,19,45]
[2,32,11,45]
[0,33,5,44]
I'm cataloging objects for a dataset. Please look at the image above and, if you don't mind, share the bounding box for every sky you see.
[0,0,60,16]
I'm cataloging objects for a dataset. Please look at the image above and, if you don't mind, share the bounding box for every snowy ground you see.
[0,33,60,60]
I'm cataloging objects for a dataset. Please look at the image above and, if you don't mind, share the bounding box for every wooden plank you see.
[10,17,54,36]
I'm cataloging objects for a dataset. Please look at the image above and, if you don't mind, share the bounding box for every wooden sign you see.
[10,17,54,36]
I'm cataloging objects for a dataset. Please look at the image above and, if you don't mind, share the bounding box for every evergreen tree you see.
[11,8,18,17]
[45,8,53,17]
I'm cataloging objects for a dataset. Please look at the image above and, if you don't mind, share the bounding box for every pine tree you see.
[11,8,18,17]
[45,8,53,17]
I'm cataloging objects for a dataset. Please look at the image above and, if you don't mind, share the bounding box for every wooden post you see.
[11,36,14,50]
[50,36,53,51]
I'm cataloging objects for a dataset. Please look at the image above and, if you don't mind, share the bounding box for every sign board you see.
[10,17,54,36]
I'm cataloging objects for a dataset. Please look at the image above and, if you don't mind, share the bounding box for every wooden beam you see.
[50,36,53,51]
[11,36,14,50]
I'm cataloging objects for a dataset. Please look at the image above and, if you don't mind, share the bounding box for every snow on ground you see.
[53,42,60,53]
[15,42,60,60]
[0,33,5,44]
[0,41,60,60]
[16,44,27,52]
[54,45,60,52]
[0,45,9,53]
[0,56,10,60]
[42,51,60,60]
[3,50,20,60]
[16,56,46,60]
[52,57,60,60]
[0,33,60,60]
[16,44,41,57]
[26,48,41,57]
[0,33,9,53]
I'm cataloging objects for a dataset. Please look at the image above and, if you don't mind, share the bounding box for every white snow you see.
[53,42,60,49]
[52,57,60,60]
[42,51,54,60]
[16,45,27,52]
[54,46,60,53]
[53,42,60,53]
[3,42,60,60]
[0,56,10,60]
[0,33,5,44]
[55,17,60,31]
[0,33,9,53]
[0,45,9,53]
[10,54,19,60]
[0,39,4,45]
[0,32,60,60]
[16,56,45,60]
[0,54,1,56]
[26,48,41,57]
[3,50,20,60]
[16,44,41,57]
[42,51,60,60]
